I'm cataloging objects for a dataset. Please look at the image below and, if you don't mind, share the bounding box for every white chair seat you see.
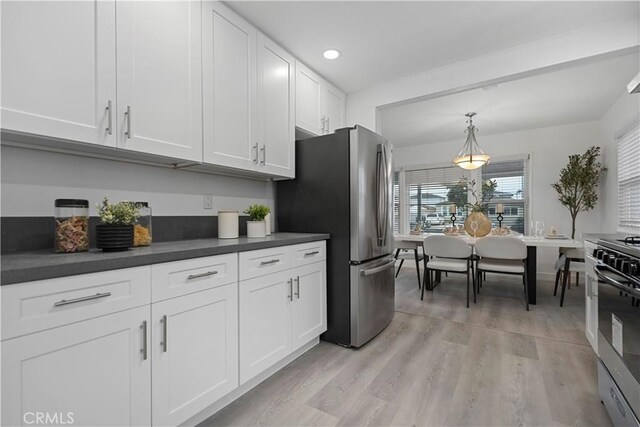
[478,258,524,274]
[554,255,584,272]
[427,258,468,272]
[396,250,424,261]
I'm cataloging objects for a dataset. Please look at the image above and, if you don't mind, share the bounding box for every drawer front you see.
[291,241,326,267]
[239,246,290,281]
[1,267,151,340]
[151,254,238,302]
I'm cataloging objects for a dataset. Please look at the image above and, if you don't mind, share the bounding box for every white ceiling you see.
[379,52,640,147]
[226,1,638,93]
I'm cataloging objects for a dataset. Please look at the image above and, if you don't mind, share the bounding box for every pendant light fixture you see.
[453,112,490,170]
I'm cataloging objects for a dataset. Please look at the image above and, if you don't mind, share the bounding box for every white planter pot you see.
[246,221,266,238]
[265,213,272,236]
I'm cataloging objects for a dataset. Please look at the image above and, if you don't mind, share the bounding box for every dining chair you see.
[554,248,585,307]
[475,236,529,311]
[421,235,475,307]
[394,239,424,289]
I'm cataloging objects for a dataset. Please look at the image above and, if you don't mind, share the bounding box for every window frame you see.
[616,122,640,233]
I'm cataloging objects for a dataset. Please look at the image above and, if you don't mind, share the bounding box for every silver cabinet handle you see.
[124,106,132,139]
[260,145,266,165]
[141,321,148,360]
[187,271,218,280]
[106,100,113,135]
[161,315,168,352]
[287,278,293,301]
[304,251,319,256]
[54,292,111,307]
[260,259,279,265]
[253,142,259,164]
[295,276,300,299]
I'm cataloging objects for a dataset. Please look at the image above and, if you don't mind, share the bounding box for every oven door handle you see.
[594,264,640,298]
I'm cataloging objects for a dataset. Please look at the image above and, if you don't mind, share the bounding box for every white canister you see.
[218,210,239,239]
[265,212,272,235]
[246,221,266,238]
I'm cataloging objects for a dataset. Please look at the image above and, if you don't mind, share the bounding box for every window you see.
[481,158,529,234]
[393,171,400,233]
[403,166,469,233]
[618,123,640,231]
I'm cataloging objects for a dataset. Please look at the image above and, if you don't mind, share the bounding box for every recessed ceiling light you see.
[323,49,341,60]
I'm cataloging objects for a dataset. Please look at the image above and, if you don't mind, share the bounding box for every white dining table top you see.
[394,233,583,248]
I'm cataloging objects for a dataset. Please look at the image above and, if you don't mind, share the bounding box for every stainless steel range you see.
[593,236,640,426]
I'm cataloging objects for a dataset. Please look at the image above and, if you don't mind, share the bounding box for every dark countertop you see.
[1,233,330,286]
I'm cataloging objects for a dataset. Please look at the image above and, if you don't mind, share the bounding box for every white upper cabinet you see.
[116,0,203,161]
[295,61,345,136]
[295,62,323,136]
[257,33,295,178]
[202,1,257,170]
[321,82,346,134]
[1,0,117,147]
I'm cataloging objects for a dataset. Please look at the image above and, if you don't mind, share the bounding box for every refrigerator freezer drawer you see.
[350,256,395,348]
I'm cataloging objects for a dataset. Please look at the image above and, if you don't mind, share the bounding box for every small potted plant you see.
[96,197,140,251]
[453,177,498,237]
[244,204,270,238]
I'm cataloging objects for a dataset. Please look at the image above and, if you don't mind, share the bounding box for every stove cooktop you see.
[599,236,640,259]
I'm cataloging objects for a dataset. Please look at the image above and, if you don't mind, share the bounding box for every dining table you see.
[394,232,583,305]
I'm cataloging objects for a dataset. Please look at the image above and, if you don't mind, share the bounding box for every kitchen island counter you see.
[1,233,330,285]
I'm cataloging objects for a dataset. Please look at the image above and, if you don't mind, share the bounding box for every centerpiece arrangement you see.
[455,177,498,237]
[96,197,140,251]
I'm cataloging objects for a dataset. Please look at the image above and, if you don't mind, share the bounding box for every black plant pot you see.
[96,224,134,252]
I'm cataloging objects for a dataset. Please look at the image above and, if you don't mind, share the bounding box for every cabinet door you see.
[116,0,202,161]
[239,271,292,384]
[292,262,327,351]
[321,82,346,134]
[202,1,257,170]
[1,306,151,427]
[295,61,323,136]
[152,284,238,426]
[585,272,598,354]
[257,33,295,178]
[1,0,116,147]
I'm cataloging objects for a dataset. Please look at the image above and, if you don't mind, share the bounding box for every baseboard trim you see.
[182,337,320,426]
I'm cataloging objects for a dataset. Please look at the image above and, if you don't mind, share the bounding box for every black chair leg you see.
[395,259,404,278]
[560,257,570,307]
[471,262,477,303]
[523,263,530,311]
[476,268,481,294]
[553,269,562,296]
[421,267,430,300]
[466,262,471,307]
[414,249,421,289]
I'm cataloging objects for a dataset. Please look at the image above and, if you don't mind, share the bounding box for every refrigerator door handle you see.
[360,260,396,276]
[381,144,390,247]
[375,147,384,246]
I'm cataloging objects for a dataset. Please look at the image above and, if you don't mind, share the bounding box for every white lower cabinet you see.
[292,263,327,350]
[239,259,327,384]
[151,284,238,426]
[239,270,293,384]
[1,305,151,427]
[584,240,598,354]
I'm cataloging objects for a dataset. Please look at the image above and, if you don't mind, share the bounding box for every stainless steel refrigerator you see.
[277,125,395,347]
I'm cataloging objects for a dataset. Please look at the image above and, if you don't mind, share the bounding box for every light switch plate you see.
[203,194,214,210]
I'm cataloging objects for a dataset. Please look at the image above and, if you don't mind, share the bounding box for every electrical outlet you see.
[203,194,214,210]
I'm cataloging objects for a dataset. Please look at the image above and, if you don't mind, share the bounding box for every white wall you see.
[393,120,607,278]
[346,18,639,130]
[598,90,640,233]
[1,146,274,217]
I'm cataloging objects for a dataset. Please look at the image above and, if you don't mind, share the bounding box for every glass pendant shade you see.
[453,113,490,170]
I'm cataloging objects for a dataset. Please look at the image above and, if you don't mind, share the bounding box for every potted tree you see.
[552,146,606,239]
[96,197,140,251]
[244,204,271,238]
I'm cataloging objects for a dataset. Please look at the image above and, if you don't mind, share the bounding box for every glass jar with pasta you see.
[54,199,89,253]
[133,202,152,247]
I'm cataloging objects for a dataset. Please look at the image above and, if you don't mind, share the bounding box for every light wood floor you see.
[201,268,611,427]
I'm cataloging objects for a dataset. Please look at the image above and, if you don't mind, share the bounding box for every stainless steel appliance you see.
[593,236,640,426]
[277,125,394,347]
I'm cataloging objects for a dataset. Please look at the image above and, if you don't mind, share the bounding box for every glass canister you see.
[54,199,89,253]
[133,202,152,247]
